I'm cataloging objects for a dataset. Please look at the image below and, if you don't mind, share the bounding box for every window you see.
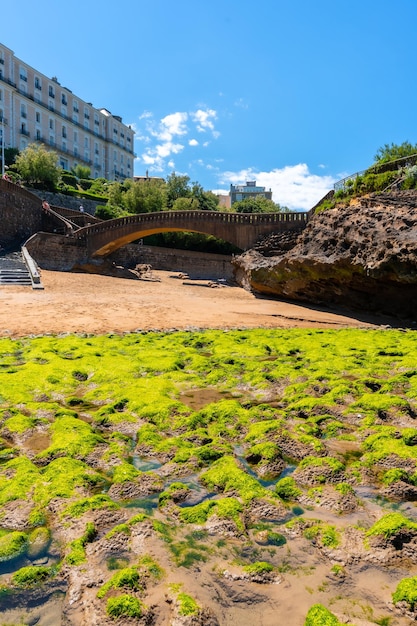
[36,112,41,123]
[48,85,55,98]
[73,101,79,113]
[36,129,41,141]
[61,93,67,106]
[49,119,54,130]
[20,104,27,119]
[62,126,67,138]
[73,131,78,144]
[19,67,27,82]
[35,77,41,90]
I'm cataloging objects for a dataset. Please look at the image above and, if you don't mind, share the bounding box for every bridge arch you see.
[75,210,308,257]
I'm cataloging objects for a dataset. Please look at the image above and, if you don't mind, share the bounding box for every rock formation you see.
[233,190,417,319]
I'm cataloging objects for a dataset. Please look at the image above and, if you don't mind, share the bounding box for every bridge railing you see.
[77,210,309,239]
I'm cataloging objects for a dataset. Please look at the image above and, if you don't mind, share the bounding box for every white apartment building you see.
[0,43,135,181]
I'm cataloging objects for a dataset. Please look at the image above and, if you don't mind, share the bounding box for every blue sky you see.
[2,0,417,210]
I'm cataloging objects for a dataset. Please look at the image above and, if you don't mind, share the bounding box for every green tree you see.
[374,141,417,164]
[5,147,19,167]
[72,164,91,179]
[124,178,167,213]
[106,182,124,208]
[232,196,283,213]
[172,197,199,211]
[166,172,191,208]
[191,183,219,211]
[14,144,60,189]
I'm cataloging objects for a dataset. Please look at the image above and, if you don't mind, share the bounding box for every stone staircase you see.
[0,251,34,287]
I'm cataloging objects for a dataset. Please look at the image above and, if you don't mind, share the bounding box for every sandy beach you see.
[0,269,394,338]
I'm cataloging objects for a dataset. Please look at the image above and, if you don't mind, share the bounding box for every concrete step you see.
[0,268,32,285]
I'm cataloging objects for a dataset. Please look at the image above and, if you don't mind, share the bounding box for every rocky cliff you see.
[233,190,417,319]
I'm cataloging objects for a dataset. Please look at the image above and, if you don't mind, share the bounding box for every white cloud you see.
[159,112,188,138]
[219,164,336,211]
[191,108,217,133]
[136,107,219,174]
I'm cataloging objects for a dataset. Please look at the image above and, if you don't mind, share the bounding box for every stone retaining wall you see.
[110,244,233,280]
[28,188,102,215]
[0,179,42,249]
[25,233,234,280]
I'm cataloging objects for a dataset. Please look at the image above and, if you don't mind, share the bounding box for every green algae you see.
[106,594,144,618]
[66,522,97,565]
[275,477,301,500]
[63,494,119,519]
[243,560,274,575]
[97,566,143,598]
[304,603,346,625]
[392,575,417,610]
[12,565,55,587]
[366,513,417,539]
[2,327,417,620]
[179,497,244,530]
[0,531,28,562]
[200,456,270,503]
[35,415,104,460]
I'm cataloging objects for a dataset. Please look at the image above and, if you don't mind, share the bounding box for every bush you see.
[61,172,77,187]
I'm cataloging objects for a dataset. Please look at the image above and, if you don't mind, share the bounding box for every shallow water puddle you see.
[179,388,243,410]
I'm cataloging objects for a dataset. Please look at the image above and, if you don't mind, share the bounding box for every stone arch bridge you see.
[74,210,309,257]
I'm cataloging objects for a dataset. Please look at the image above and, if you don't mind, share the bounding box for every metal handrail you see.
[334,153,417,191]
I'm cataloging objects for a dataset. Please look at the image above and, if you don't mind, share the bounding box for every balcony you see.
[20,75,28,82]
[20,128,30,137]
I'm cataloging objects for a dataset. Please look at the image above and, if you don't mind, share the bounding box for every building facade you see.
[230,180,272,205]
[0,43,135,181]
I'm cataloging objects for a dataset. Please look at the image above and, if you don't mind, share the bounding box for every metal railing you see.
[334,153,417,191]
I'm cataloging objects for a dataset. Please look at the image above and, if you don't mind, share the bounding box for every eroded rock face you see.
[233,191,417,318]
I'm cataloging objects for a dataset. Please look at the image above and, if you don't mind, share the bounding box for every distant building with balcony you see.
[0,42,135,181]
[230,180,272,205]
